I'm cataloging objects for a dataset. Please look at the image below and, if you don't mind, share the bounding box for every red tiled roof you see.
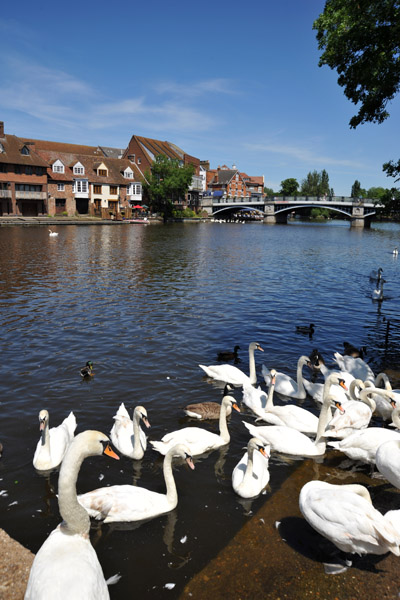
[0,135,49,166]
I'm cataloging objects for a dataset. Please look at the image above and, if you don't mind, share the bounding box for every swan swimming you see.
[199,342,263,386]
[110,403,150,460]
[33,410,76,471]
[232,437,270,498]
[25,430,120,600]
[261,355,310,400]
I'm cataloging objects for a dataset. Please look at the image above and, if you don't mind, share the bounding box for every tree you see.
[351,180,362,198]
[264,187,275,197]
[300,170,331,196]
[279,178,299,196]
[313,1,400,129]
[142,154,195,219]
[366,186,387,200]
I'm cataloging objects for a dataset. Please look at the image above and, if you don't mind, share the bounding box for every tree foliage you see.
[300,169,332,196]
[313,0,400,129]
[264,187,275,196]
[142,154,195,218]
[351,180,364,198]
[279,178,299,196]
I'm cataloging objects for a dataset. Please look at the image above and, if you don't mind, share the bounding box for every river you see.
[0,220,400,598]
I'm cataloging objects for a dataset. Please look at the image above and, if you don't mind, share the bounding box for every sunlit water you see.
[1,220,400,598]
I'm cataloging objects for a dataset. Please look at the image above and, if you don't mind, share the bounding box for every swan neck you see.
[248,346,257,384]
[133,411,141,451]
[296,359,306,397]
[163,452,178,507]
[314,393,333,451]
[242,448,254,485]
[58,442,90,535]
[219,401,230,443]
[265,383,275,409]
[358,388,377,411]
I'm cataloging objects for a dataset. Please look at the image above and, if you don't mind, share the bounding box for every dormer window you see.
[0,143,4,153]
[52,160,65,174]
[98,169,107,176]
[124,167,134,179]
[73,162,85,175]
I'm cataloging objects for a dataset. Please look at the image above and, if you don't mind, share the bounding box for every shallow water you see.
[1,220,400,598]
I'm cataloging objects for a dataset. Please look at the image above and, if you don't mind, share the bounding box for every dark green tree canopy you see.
[300,169,332,196]
[279,178,299,196]
[351,180,362,197]
[313,0,400,128]
[142,154,195,217]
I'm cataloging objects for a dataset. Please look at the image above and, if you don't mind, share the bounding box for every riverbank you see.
[0,529,33,600]
[0,216,164,226]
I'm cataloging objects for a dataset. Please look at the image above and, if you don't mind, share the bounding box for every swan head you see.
[249,342,264,353]
[249,437,270,458]
[168,444,195,470]
[269,368,277,384]
[38,409,49,431]
[327,374,348,391]
[332,400,345,414]
[135,405,150,428]
[222,395,240,413]
[67,430,120,461]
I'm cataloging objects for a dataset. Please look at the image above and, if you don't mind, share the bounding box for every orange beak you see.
[104,444,120,460]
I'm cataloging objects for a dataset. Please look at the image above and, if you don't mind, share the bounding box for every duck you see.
[48,229,59,237]
[299,481,400,564]
[261,355,310,400]
[325,380,375,439]
[33,410,77,471]
[328,393,400,464]
[296,323,315,335]
[80,361,94,378]
[243,370,319,435]
[232,438,270,498]
[25,430,120,600]
[243,385,346,458]
[372,278,386,301]
[78,444,194,523]
[217,345,240,362]
[150,395,240,456]
[110,404,150,460]
[199,342,263,386]
[343,341,366,359]
[332,352,375,383]
[183,383,234,420]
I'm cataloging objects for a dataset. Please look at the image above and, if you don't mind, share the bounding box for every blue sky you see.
[1,0,399,196]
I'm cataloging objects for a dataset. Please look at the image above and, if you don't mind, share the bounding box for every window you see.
[21,146,30,155]
[25,166,33,175]
[109,186,118,195]
[98,169,107,176]
[57,183,65,191]
[137,158,141,164]
[55,199,65,208]
[16,184,41,191]
[128,183,142,195]
[73,163,85,175]
[73,180,88,194]
[53,160,65,174]
[93,185,102,194]
[124,168,133,178]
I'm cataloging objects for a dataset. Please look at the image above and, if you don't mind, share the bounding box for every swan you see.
[217,345,240,361]
[48,229,59,237]
[261,355,310,400]
[80,361,94,378]
[393,247,398,256]
[33,410,77,471]
[325,380,375,439]
[372,372,400,420]
[183,383,234,419]
[299,481,400,560]
[243,370,319,435]
[150,395,240,456]
[333,352,375,383]
[110,403,150,459]
[328,394,400,464]
[232,437,270,498]
[303,363,353,406]
[78,444,194,523]
[199,341,263,386]
[376,439,400,489]
[243,384,346,458]
[372,278,386,301]
[25,430,120,600]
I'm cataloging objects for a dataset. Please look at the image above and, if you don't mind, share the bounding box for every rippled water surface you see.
[1,220,400,598]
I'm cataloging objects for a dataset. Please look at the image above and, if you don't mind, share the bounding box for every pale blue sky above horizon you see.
[1,0,399,196]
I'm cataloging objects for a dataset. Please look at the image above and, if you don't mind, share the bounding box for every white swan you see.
[328,394,400,464]
[199,342,263,386]
[150,395,240,456]
[393,246,398,256]
[372,278,386,301]
[78,444,194,523]
[325,380,375,439]
[333,352,375,383]
[299,481,400,559]
[232,437,270,498]
[183,384,234,419]
[261,355,310,400]
[243,370,319,435]
[372,372,400,420]
[243,385,346,458]
[33,410,76,471]
[376,439,400,489]
[110,404,150,460]
[25,430,120,600]
[303,364,353,406]
[48,229,59,237]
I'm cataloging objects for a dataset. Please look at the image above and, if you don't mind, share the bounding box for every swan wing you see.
[199,364,251,385]
[151,427,222,456]
[243,422,317,456]
[232,450,270,498]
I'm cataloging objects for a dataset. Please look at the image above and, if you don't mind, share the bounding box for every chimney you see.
[128,154,135,163]
[0,121,4,138]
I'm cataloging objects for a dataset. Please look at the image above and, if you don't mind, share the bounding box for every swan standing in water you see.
[78,444,194,523]
[150,395,240,456]
[328,393,400,464]
[243,383,347,458]
[232,438,270,498]
[199,342,263,386]
[33,410,76,471]
[299,481,400,565]
[25,431,120,600]
[183,384,234,420]
[243,370,319,435]
[110,404,150,460]
[261,355,310,400]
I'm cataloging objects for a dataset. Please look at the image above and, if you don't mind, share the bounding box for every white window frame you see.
[57,183,65,191]
[73,162,85,175]
[124,168,133,179]
[53,160,65,174]
[73,179,88,194]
